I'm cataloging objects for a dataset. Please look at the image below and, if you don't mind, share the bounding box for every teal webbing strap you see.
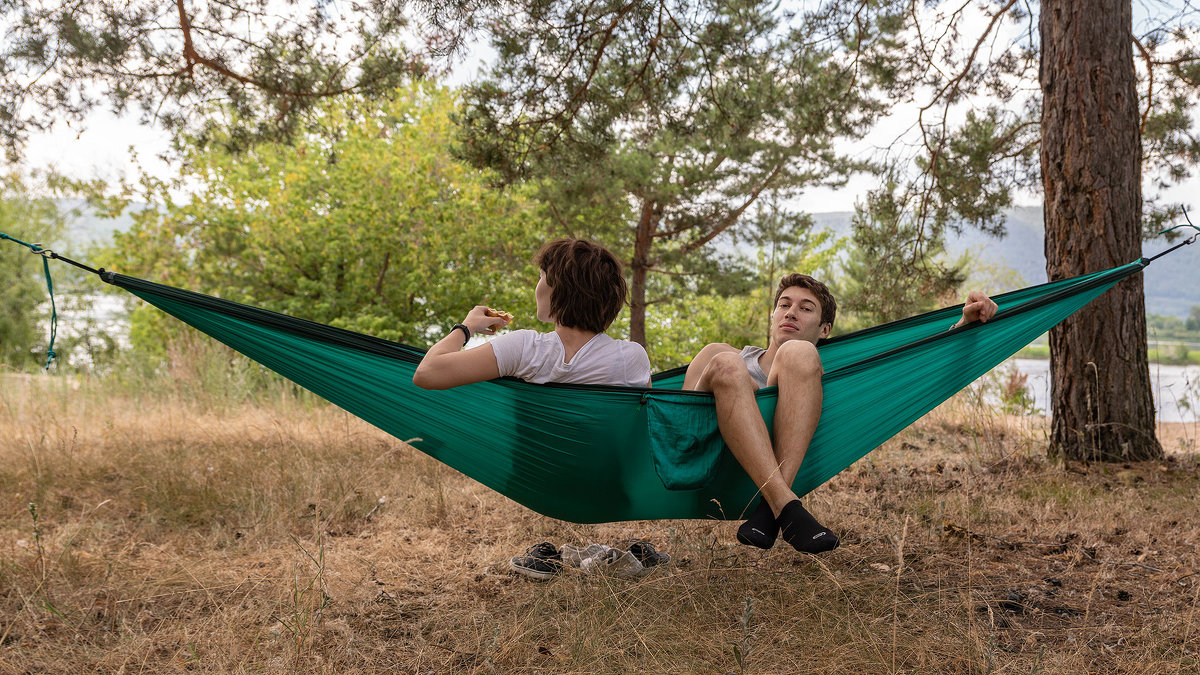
[1148,221,1200,264]
[1,232,59,370]
[1156,223,1200,237]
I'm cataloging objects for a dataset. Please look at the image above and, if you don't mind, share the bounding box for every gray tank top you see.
[739,345,769,389]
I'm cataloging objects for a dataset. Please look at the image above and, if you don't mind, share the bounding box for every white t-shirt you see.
[490,329,652,387]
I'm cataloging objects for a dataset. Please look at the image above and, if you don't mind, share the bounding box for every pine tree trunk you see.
[1039,0,1162,461]
[628,200,656,348]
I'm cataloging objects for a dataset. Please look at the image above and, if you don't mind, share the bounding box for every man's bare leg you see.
[764,340,839,553]
[695,352,799,516]
[766,340,824,488]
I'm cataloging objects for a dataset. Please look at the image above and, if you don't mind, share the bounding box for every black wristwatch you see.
[452,323,471,344]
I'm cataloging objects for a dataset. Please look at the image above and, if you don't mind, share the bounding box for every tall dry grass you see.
[1,356,1198,673]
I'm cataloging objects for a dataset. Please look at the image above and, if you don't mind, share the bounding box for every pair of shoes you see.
[509,541,562,580]
[626,540,670,568]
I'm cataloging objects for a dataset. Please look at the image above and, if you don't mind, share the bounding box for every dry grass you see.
[1,371,1198,674]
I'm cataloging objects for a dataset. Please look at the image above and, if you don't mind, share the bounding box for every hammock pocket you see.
[102,259,1147,523]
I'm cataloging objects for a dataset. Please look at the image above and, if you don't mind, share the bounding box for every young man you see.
[683,274,997,554]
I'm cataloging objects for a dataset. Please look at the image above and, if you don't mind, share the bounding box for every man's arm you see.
[951,290,999,329]
[682,343,738,390]
[412,306,509,390]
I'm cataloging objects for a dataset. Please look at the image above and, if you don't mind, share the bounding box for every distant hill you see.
[811,206,1199,319]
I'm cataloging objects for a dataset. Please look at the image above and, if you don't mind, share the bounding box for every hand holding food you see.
[485,307,514,328]
[464,305,513,334]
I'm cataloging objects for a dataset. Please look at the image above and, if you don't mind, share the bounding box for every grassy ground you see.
[1,371,1198,674]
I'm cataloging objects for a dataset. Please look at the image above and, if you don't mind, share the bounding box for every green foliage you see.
[834,185,966,333]
[645,208,843,370]
[108,85,547,351]
[994,367,1040,417]
[0,176,64,370]
[1149,342,1196,367]
[458,0,905,344]
[913,107,1039,237]
[1150,314,1187,335]
[1188,306,1200,332]
[0,0,496,159]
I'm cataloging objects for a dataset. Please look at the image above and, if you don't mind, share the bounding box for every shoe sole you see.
[509,558,558,580]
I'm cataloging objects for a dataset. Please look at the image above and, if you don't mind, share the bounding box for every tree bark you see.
[628,199,656,347]
[1040,0,1162,461]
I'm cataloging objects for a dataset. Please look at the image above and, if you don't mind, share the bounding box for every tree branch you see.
[174,0,358,99]
[1134,35,1153,134]
[678,163,785,256]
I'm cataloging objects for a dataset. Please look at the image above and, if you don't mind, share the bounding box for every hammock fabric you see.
[89,258,1150,523]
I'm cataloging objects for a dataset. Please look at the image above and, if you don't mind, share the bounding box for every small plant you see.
[996,366,1040,416]
[729,596,755,675]
[28,502,46,582]
[1180,373,1199,416]
[271,533,330,666]
[1178,373,1199,452]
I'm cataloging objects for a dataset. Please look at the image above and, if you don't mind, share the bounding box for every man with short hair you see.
[684,274,996,553]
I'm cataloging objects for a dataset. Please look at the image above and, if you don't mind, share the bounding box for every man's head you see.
[534,238,627,333]
[770,273,836,346]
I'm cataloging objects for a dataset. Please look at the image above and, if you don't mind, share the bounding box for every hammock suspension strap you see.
[0,232,109,370]
[1147,209,1200,263]
[1,232,59,369]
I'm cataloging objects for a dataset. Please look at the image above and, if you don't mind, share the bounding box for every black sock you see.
[778,500,839,554]
[736,498,779,549]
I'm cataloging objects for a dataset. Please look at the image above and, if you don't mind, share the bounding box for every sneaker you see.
[580,548,645,578]
[561,543,610,567]
[626,540,670,568]
[509,541,562,581]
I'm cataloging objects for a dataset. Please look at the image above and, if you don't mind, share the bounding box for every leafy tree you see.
[0,175,64,370]
[1188,306,1200,332]
[458,0,904,348]
[835,187,967,333]
[109,84,547,351]
[0,0,494,159]
[873,1,1200,235]
[1147,314,1185,335]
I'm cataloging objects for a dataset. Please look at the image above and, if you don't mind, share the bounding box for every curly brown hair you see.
[774,273,837,327]
[534,238,628,333]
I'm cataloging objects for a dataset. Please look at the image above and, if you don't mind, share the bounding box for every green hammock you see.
[84,259,1151,523]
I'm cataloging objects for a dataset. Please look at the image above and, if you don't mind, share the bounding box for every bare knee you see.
[775,340,824,378]
[701,351,754,391]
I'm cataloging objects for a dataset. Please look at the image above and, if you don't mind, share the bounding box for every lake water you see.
[1002,358,1199,423]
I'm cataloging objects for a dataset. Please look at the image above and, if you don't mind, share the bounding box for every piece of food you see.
[484,307,514,327]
